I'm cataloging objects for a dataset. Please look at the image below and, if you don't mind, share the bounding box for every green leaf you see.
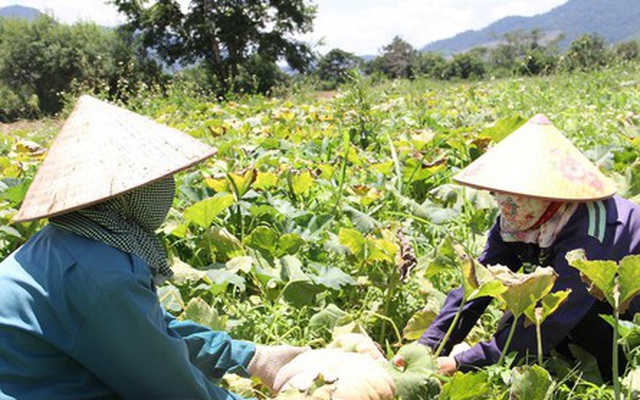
[524,289,572,326]
[308,304,349,334]
[244,226,278,257]
[342,204,379,233]
[0,225,22,238]
[489,265,557,317]
[169,257,206,285]
[402,298,440,341]
[310,264,356,290]
[157,283,184,312]
[385,343,441,400]
[0,180,30,205]
[206,227,244,262]
[622,367,640,399]
[280,255,322,307]
[183,192,235,228]
[509,365,554,400]
[180,297,226,331]
[269,197,308,219]
[226,256,254,274]
[567,343,603,384]
[600,315,640,352]
[276,233,305,256]
[479,115,526,143]
[618,254,640,313]
[566,249,617,306]
[204,269,246,295]
[461,258,506,302]
[440,371,489,400]
[423,237,460,278]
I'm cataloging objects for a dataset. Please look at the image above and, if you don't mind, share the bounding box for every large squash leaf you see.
[384,343,441,400]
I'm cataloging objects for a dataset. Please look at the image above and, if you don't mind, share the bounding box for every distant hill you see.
[422,0,640,54]
[0,5,43,21]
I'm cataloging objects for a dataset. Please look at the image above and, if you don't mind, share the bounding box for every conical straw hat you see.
[14,95,216,222]
[453,114,616,201]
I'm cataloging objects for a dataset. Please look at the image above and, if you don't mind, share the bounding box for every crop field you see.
[1,63,640,399]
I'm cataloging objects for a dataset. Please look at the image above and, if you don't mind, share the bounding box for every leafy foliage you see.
[0,15,164,118]
[111,0,316,94]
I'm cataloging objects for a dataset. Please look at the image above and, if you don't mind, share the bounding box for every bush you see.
[444,52,487,80]
[562,33,610,71]
[0,16,165,119]
[614,41,639,61]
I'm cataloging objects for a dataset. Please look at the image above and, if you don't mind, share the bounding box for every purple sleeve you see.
[419,221,522,355]
[453,235,604,371]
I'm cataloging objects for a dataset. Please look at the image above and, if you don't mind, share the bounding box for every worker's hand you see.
[248,344,309,391]
[436,356,458,376]
[328,333,385,360]
[274,349,395,400]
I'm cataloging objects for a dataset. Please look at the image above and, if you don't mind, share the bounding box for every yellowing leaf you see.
[403,298,440,341]
[291,170,314,196]
[253,171,279,190]
[366,237,397,264]
[205,177,229,192]
[228,169,256,198]
[489,265,557,317]
[461,258,506,302]
[338,228,365,260]
[618,254,640,313]
[372,160,394,175]
[523,289,572,326]
[567,249,617,305]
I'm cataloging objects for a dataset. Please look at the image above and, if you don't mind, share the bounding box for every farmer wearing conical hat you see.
[0,96,394,400]
[420,114,640,380]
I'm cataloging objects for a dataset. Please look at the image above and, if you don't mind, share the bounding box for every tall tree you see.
[316,48,361,88]
[111,0,316,93]
[376,36,416,79]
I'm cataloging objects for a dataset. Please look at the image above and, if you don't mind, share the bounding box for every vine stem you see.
[498,314,520,365]
[435,298,466,357]
[612,284,621,400]
[536,317,544,366]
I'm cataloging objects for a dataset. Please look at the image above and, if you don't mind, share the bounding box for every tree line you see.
[0,0,638,121]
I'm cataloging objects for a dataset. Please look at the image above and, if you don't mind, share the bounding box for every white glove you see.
[248,344,309,391]
[328,333,384,360]
[274,349,395,400]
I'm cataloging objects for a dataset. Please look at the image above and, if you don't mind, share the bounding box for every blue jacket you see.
[420,195,640,375]
[0,225,256,399]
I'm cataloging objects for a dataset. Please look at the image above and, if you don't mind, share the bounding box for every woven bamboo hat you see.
[453,114,616,201]
[14,95,216,222]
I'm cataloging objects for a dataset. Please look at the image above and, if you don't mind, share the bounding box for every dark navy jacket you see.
[419,195,640,376]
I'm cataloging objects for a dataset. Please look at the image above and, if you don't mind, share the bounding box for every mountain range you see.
[422,0,640,54]
[2,1,640,57]
[0,5,42,21]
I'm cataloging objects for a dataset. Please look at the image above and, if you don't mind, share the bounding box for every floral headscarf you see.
[495,193,577,248]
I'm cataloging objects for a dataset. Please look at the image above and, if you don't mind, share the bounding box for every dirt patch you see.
[0,119,62,145]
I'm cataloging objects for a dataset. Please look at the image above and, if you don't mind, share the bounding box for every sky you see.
[0,0,569,55]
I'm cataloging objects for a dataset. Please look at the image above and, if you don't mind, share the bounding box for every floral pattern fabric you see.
[495,193,578,248]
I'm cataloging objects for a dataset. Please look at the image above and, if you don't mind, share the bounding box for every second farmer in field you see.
[419,114,640,381]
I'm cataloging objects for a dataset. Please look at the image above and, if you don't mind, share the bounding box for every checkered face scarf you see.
[51,176,176,284]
